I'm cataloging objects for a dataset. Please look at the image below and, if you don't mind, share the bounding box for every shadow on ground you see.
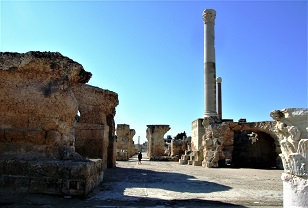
[85,166,245,207]
[0,165,245,207]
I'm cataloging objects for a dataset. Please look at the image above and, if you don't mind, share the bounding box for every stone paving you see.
[0,152,283,207]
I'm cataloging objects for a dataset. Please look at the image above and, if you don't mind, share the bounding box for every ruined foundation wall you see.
[0,52,109,196]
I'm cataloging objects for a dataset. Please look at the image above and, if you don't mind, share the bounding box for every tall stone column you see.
[146,125,170,158]
[270,108,308,208]
[216,77,222,120]
[203,9,218,118]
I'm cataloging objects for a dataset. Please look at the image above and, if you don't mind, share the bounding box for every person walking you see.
[137,151,142,164]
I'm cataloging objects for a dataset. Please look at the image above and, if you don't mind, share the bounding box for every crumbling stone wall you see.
[0,51,91,159]
[0,51,114,196]
[201,116,280,168]
[170,138,190,157]
[73,85,118,169]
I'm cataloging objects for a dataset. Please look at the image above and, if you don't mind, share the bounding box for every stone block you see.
[0,129,7,142]
[3,160,30,175]
[29,161,59,178]
[46,130,62,145]
[188,160,193,165]
[179,159,188,165]
[24,130,46,144]
[193,161,202,166]
[0,115,28,129]
[1,158,104,196]
[5,129,24,143]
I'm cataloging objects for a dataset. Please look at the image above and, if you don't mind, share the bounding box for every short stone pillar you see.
[271,108,308,208]
[116,124,136,160]
[73,84,119,170]
[191,119,205,151]
[146,125,170,158]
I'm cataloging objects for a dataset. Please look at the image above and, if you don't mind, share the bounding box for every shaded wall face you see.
[232,131,277,168]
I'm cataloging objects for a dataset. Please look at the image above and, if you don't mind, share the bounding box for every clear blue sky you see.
[1,0,307,144]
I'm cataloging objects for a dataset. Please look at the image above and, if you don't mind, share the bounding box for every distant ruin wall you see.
[201,117,280,168]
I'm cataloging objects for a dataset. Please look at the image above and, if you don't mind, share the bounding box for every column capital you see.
[202,9,216,24]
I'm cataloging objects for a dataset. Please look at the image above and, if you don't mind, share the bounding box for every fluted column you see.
[203,9,218,118]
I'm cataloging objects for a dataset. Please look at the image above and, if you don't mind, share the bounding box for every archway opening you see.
[232,130,278,168]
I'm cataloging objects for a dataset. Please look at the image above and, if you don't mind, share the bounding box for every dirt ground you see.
[0,152,283,207]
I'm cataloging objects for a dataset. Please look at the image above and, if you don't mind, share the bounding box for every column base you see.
[203,111,218,118]
[281,173,308,208]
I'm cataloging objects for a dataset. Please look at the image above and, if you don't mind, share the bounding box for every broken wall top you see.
[0,51,92,84]
[73,84,119,122]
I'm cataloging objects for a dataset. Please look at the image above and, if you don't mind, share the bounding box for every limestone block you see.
[179,159,188,165]
[5,130,24,143]
[24,130,46,144]
[193,161,202,166]
[0,130,5,142]
[46,131,62,146]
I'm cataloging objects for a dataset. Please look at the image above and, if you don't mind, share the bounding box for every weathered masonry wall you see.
[0,51,118,196]
[73,85,119,169]
[182,117,282,169]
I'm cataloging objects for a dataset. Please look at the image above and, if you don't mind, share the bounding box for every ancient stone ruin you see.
[0,51,118,196]
[73,84,118,169]
[115,124,137,161]
[146,125,170,160]
[181,117,281,168]
[270,108,308,207]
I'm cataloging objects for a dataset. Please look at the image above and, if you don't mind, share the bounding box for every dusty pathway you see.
[0,152,283,207]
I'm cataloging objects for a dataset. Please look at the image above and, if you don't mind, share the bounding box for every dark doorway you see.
[232,130,278,168]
